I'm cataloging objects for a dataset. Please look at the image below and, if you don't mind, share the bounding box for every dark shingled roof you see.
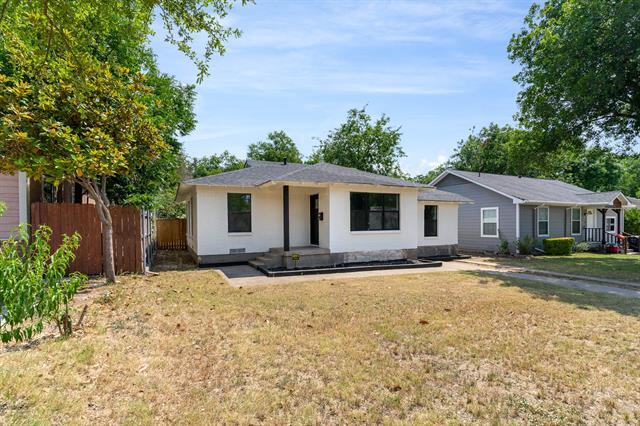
[418,189,472,203]
[182,160,425,188]
[434,170,637,206]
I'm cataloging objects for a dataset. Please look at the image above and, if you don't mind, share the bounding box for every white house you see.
[176,160,470,268]
[0,172,29,240]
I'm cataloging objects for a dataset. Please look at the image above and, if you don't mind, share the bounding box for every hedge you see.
[543,237,574,255]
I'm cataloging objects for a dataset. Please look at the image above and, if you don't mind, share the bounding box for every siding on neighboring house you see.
[519,206,586,243]
[435,174,516,252]
[0,173,27,240]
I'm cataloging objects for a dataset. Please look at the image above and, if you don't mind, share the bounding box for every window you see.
[424,205,438,237]
[606,217,616,233]
[350,192,400,231]
[227,193,251,233]
[537,207,549,236]
[571,208,581,235]
[481,207,499,237]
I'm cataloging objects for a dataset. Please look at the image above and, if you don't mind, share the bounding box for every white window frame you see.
[480,207,499,238]
[570,207,582,236]
[537,206,549,237]
[605,216,617,233]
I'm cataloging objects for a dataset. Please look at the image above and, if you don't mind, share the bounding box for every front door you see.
[310,194,319,245]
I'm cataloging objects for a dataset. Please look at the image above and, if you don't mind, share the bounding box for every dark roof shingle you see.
[436,170,636,206]
[183,161,424,188]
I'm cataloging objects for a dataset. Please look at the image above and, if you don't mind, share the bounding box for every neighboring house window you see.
[606,216,616,233]
[537,207,549,237]
[350,192,400,231]
[480,207,499,237]
[424,205,438,237]
[228,193,252,233]
[571,208,581,235]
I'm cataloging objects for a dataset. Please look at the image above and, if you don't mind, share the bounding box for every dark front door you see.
[310,194,319,245]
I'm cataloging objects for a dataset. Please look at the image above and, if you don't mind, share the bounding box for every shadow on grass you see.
[462,270,640,318]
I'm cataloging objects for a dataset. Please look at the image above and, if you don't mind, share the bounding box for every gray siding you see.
[436,174,516,253]
[520,206,585,245]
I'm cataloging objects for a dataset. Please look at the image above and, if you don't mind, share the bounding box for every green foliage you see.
[0,226,86,343]
[309,106,406,177]
[248,131,303,163]
[574,241,591,253]
[191,151,244,178]
[508,0,640,146]
[0,201,5,217]
[625,209,640,235]
[498,239,511,255]
[516,235,537,255]
[543,237,574,256]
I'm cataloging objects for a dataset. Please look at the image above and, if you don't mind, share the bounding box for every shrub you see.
[543,237,574,256]
[0,225,86,343]
[574,241,590,253]
[625,208,640,235]
[498,239,510,255]
[516,235,537,255]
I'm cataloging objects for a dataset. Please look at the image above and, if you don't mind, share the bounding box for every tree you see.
[443,124,563,178]
[309,106,405,177]
[191,151,245,178]
[508,0,640,147]
[0,225,86,342]
[0,1,245,282]
[247,131,303,163]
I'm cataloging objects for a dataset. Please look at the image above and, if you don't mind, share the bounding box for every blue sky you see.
[151,0,533,176]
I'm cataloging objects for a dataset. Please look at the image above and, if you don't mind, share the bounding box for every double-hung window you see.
[481,207,499,237]
[350,192,400,231]
[571,208,581,235]
[424,205,438,237]
[606,217,616,233]
[227,193,252,233]
[537,207,549,237]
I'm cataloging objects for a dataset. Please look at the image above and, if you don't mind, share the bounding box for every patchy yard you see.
[484,253,640,283]
[2,270,640,424]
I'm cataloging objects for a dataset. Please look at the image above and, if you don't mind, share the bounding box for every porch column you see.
[283,185,290,252]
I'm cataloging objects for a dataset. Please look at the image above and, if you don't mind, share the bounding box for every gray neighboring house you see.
[430,169,640,253]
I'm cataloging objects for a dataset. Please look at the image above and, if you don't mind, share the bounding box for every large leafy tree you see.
[309,106,405,177]
[508,0,640,147]
[247,130,303,163]
[191,151,245,178]
[0,1,245,282]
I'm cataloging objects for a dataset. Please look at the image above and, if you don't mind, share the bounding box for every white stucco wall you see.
[327,185,419,253]
[192,185,331,256]
[416,202,459,247]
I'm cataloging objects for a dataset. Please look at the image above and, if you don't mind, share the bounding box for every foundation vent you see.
[229,248,246,254]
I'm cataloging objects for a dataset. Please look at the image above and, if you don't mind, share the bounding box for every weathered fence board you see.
[156,219,186,250]
[31,203,147,275]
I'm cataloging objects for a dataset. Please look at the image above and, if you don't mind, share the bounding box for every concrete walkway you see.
[216,260,640,298]
[216,261,495,288]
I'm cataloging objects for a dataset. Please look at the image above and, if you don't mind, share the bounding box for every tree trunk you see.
[77,177,117,283]
[101,210,117,282]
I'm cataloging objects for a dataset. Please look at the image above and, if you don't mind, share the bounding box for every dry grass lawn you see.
[2,269,640,424]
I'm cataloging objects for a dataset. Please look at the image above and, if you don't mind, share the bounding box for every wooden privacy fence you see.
[156,218,186,250]
[31,203,148,275]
